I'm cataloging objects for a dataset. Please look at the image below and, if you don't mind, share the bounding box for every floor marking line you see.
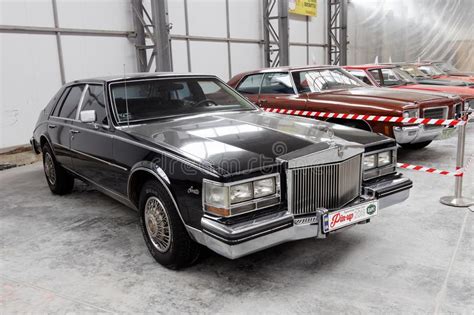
[433,209,469,315]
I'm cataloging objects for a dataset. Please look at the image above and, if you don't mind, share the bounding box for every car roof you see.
[67,72,218,85]
[344,64,396,70]
[231,65,342,79]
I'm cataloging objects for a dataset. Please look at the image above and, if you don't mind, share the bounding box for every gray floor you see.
[1,124,473,314]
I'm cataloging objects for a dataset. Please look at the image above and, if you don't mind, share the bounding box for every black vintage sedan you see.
[31,73,412,269]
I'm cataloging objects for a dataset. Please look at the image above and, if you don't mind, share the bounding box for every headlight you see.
[363,154,376,170]
[203,175,280,217]
[402,109,419,118]
[363,150,396,180]
[204,184,229,216]
[230,183,253,203]
[254,177,276,198]
[378,151,391,167]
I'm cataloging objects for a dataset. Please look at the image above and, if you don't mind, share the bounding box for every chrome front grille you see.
[423,107,448,119]
[288,155,361,215]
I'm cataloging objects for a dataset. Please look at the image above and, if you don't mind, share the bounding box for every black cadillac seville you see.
[31,73,413,269]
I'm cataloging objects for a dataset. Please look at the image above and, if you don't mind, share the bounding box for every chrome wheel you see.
[144,196,172,253]
[44,152,56,185]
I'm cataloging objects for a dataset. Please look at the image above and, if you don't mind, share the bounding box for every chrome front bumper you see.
[188,173,412,260]
[393,125,445,144]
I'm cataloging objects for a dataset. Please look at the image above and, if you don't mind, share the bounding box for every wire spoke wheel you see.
[43,152,56,185]
[144,196,172,253]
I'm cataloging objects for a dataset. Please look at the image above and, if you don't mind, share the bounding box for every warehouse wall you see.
[0,0,326,149]
[347,0,474,71]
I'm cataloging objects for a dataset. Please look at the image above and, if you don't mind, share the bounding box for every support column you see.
[263,0,290,67]
[150,0,172,72]
[327,0,348,65]
[132,0,147,72]
[51,0,66,84]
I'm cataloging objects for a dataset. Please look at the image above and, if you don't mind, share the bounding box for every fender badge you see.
[187,186,200,195]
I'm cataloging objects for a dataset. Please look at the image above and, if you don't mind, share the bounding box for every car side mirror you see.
[79,110,97,123]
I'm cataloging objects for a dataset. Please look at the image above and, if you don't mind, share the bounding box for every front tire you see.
[139,180,201,269]
[400,141,432,150]
[42,144,74,195]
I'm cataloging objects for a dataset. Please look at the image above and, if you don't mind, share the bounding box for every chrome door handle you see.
[70,130,80,134]
[48,124,57,129]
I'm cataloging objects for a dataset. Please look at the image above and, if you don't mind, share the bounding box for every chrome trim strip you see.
[63,144,127,171]
[62,165,134,209]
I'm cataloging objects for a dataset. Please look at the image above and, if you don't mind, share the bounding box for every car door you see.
[70,84,119,190]
[48,84,86,170]
[258,72,306,110]
[234,73,264,104]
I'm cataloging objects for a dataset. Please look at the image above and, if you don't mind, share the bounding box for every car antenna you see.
[123,64,130,128]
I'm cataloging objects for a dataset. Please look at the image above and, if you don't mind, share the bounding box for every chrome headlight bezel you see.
[363,148,397,180]
[402,108,420,118]
[203,174,281,217]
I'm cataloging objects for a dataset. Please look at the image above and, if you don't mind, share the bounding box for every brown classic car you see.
[228,66,462,149]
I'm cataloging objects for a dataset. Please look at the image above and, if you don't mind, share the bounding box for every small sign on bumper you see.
[323,200,378,233]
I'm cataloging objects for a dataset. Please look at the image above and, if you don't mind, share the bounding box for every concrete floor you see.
[1,124,473,314]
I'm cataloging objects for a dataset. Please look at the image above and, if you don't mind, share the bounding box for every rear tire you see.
[139,180,201,269]
[400,141,432,150]
[42,144,74,195]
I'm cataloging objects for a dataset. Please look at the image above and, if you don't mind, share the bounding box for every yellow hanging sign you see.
[289,0,317,17]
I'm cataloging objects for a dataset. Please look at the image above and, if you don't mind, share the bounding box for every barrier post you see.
[440,123,474,207]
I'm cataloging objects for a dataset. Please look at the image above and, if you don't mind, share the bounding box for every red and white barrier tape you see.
[397,163,463,177]
[263,108,467,126]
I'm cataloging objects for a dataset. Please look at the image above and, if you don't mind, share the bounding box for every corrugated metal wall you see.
[347,0,474,71]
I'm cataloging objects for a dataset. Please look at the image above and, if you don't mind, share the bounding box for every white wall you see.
[0,0,137,149]
[0,0,326,149]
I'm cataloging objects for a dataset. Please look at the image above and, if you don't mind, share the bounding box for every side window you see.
[57,85,85,119]
[369,69,382,84]
[236,74,263,94]
[260,72,294,94]
[80,85,108,125]
[347,70,373,85]
[52,87,71,117]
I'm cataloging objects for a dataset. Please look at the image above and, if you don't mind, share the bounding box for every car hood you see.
[417,78,472,87]
[122,110,390,177]
[306,87,446,105]
[395,84,474,99]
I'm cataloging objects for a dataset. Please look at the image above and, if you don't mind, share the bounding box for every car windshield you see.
[433,62,458,72]
[110,77,255,124]
[292,68,363,93]
[418,65,445,76]
[399,65,429,79]
[391,67,417,84]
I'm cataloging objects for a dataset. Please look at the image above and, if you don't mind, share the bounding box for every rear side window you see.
[51,87,70,117]
[260,73,294,94]
[57,85,85,119]
[80,85,108,125]
[236,74,263,94]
